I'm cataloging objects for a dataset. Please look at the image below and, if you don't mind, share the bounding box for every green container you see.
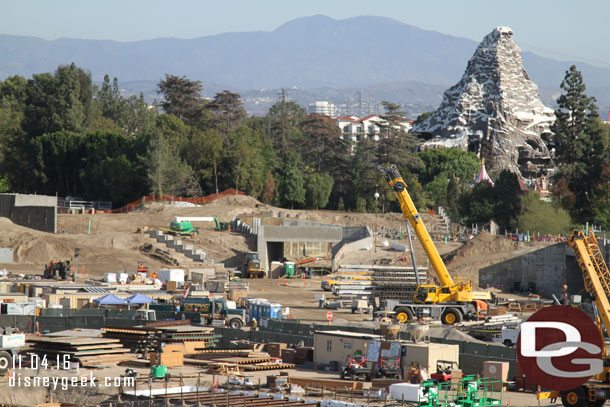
[284,262,295,277]
[150,365,168,379]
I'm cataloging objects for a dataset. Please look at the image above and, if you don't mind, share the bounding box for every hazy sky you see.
[3,0,609,68]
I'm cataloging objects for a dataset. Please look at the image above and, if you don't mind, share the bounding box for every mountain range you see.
[1,15,609,115]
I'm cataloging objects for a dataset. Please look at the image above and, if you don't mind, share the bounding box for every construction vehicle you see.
[166,217,230,237]
[0,328,25,375]
[166,220,199,237]
[431,360,459,382]
[181,297,246,329]
[43,260,69,280]
[341,356,372,381]
[536,230,610,406]
[243,252,264,278]
[380,165,492,324]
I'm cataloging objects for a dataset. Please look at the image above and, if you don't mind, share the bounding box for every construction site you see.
[0,168,606,407]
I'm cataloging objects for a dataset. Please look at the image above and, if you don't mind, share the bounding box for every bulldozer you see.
[243,252,264,278]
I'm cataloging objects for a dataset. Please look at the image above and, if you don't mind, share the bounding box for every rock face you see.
[411,27,555,178]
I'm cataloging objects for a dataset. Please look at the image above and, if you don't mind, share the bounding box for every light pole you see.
[374,190,380,253]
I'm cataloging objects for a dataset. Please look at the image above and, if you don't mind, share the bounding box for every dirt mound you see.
[14,238,74,264]
[442,231,523,265]
[208,194,263,208]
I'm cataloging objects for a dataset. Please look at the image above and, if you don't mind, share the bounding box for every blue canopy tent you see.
[92,294,127,305]
[125,294,156,304]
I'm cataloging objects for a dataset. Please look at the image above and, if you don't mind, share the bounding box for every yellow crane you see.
[380,165,491,324]
[539,230,610,406]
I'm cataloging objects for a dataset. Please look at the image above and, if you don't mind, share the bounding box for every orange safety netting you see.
[108,188,245,214]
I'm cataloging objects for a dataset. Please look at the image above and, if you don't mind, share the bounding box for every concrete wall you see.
[0,193,57,233]
[331,226,372,271]
[478,242,607,297]
[257,220,343,274]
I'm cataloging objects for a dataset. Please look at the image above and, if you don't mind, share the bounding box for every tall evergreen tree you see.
[551,65,605,222]
[157,74,204,124]
[280,151,306,209]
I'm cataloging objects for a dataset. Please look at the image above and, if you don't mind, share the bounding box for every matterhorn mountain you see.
[411,27,555,179]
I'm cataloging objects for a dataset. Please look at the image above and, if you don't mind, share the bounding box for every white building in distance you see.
[308,101,337,117]
[336,115,413,143]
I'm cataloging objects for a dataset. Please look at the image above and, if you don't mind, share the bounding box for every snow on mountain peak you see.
[411,27,555,179]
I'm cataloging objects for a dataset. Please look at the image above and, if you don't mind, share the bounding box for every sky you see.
[3,0,610,68]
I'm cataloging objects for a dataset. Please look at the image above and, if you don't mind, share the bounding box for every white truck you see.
[492,324,520,347]
[0,329,25,374]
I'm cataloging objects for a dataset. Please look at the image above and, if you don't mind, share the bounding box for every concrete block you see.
[0,248,14,263]
[167,239,182,249]
[191,254,206,262]
[184,249,197,257]
[149,229,163,238]
[156,235,170,243]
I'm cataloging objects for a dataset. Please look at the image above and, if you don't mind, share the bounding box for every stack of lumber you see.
[27,336,134,367]
[102,324,216,355]
[186,353,296,372]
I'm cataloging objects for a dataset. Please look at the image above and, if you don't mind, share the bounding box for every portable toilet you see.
[270,303,282,319]
[284,262,295,278]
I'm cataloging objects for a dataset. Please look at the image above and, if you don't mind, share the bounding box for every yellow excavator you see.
[380,165,492,324]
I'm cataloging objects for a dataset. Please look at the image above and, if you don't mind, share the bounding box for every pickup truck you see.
[181,297,246,329]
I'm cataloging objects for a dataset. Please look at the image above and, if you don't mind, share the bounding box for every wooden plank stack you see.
[27,336,135,367]
[102,324,217,355]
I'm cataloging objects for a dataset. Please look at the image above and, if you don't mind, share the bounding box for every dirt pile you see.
[442,231,524,264]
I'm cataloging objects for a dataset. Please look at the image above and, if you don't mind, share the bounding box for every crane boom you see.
[567,230,610,347]
[381,165,453,287]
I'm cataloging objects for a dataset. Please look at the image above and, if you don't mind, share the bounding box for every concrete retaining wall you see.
[0,193,57,233]
[478,243,599,296]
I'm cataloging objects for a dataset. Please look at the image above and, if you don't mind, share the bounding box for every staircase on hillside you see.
[146,229,214,264]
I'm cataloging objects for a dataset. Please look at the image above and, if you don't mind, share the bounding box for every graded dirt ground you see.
[0,194,553,291]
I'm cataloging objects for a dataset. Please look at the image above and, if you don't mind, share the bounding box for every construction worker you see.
[251,318,258,331]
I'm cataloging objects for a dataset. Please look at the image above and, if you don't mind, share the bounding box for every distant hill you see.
[1,15,608,114]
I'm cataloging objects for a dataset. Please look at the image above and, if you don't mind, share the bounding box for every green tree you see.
[337,196,345,211]
[492,170,521,230]
[417,148,480,185]
[279,151,306,209]
[28,131,84,196]
[551,65,606,222]
[305,172,334,210]
[146,131,198,197]
[267,91,306,154]
[356,197,367,213]
[261,172,276,204]
[23,63,94,138]
[120,93,157,138]
[228,126,266,196]
[299,113,351,204]
[458,182,496,227]
[79,131,145,204]
[96,75,123,122]
[207,90,246,145]
[516,192,571,235]
[184,128,223,194]
[157,74,204,124]
[376,101,422,172]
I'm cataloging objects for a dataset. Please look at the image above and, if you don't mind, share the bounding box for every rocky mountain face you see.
[412,27,555,179]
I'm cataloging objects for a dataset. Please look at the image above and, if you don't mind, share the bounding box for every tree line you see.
[0,63,608,233]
